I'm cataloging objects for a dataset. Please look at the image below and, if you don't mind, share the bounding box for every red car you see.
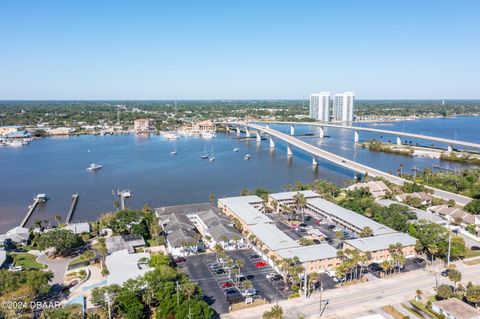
[256,261,268,268]
[220,281,234,288]
[314,219,322,224]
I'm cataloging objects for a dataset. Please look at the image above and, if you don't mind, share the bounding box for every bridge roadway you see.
[256,120,480,150]
[244,123,472,205]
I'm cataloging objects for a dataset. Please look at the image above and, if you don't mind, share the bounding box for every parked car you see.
[312,239,321,244]
[269,274,283,282]
[209,263,222,270]
[314,219,322,224]
[236,274,246,282]
[441,269,451,277]
[224,287,240,295]
[220,281,234,288]
[256,261,268,268]
[333,227,342,232]
[249,253,261,259]
[174,257,186,264]
[368,263,383,272]
[410,257,426,265]
[242,288,257,297]
[266,272,277,280]
[327,224,336,229]
[213,268,226,275]
[325,237,333,243]
[471,246,480,251]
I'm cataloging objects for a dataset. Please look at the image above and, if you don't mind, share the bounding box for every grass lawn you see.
[11,252,46,270]
[464,248,480,259]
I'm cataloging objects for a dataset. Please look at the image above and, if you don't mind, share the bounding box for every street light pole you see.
[319,281,324,317]
[447,219,452,267]
[104,292,112,319]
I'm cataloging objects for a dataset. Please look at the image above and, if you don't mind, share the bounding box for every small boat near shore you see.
[233,147,240,152]
[87,163,102,171]
[244,154,251,160]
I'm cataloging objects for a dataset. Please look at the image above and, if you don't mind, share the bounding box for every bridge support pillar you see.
[269,137,275,148]
[447,145,453,152]
[245,128,251,138]
[312,157,318,167]
[287,144,293,156]
[256,131,261,142]
[290,125,295,136]
[319,127,324,138]
[236,126,240,135]
[396,136,402,146]
[354,130,359,143]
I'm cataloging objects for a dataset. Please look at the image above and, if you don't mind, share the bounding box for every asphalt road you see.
[223,259,480,319]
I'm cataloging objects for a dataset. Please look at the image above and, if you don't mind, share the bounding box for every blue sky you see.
[0,0,479,100]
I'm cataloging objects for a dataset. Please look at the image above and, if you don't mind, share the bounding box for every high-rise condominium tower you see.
[309,92,331,121]
[333,92,355,122]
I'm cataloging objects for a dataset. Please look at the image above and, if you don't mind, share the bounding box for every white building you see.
[105,249,152,285]
[309,92,331,121]
[333,92,355,122]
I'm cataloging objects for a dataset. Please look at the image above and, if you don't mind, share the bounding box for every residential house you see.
[346,181,391,199]
[105,235,146,254]
[0,226,30,244]
[106,249,152,285]
[432,298,480,319]
[396,192,433,206]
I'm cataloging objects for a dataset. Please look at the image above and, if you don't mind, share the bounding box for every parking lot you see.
[185,249,287,315]
[266,211,356,250]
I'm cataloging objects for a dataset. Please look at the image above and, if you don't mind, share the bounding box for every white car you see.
[242,288,257,297]
[333,227,342,232]
[266,272,277,279]
[304,225,313,230]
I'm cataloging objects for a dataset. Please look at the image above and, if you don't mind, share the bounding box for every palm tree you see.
[97,237,108,273]
[209,193,216,206]
[359,226,373,238]
[271,199,278,213]
[293,193,307,223]
[427,244,438,264]
[415,289,423,301]
[54,214,62,226]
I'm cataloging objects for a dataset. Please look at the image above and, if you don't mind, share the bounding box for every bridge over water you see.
[226,122,473,206]
[256,120,480,152]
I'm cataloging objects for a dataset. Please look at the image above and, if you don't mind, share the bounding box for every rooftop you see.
[106,249,152,286]
[307,197,395,236]
[105,235,146,254]
[64,222,91,234]
[344,232,417,252]
[0,226,30,243]
[218,196,272,225]
[375,199,445,224]
[277,244,338,262]
[249,223,299,251]
[269,190,320,201]
[167,228,198,247]
[433,298,480,319]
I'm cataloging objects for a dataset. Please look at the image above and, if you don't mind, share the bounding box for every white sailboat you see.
[201,144,209,159]
[209,145,215,162]
[171,141,177,155]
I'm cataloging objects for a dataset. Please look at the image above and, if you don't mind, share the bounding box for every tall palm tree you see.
[54,214,62,226]
[293,193,307,223]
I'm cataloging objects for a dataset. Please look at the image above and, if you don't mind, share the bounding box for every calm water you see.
[0,116,479,232]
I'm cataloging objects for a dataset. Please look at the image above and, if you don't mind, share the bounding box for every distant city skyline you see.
[1,1,479,100]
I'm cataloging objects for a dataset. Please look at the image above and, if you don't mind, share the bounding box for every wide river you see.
[1,116,479,232]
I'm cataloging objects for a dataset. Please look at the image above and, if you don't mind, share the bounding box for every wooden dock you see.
[20,199,40,227]
[65,193,79,224]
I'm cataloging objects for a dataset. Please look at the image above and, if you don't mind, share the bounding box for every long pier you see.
[65,193,79,224]
[20,199,40,227]
[239,122,473,206]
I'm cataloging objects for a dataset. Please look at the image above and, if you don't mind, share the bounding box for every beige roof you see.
[397,192,432,202]
[433,298,480,319]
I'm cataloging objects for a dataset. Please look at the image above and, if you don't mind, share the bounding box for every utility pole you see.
[447,219,452,267]
[319,281,324,317]
[304,268,308,297]
[104,292,112,319]
[176,281,180,306]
